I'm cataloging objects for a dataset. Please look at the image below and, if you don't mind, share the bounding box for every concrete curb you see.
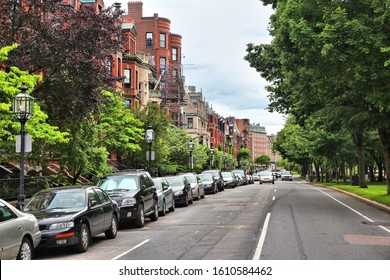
[304,180,390,214]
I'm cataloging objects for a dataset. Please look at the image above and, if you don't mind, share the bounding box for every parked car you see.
[281,171,293,181]
[252,173,260,182]
[0,199,41,260]
[152,177,175,216]
[221,171,238,188]
[23,186,119,253]
[259,171,275,184]
[97,170,158,228]
[201,170,224,191]
[198,173,218,194]
[164,175,193,206]
[232,170,248,185]
[181,173,205,200]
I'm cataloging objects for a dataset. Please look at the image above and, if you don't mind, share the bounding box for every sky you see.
[105,0,286,135]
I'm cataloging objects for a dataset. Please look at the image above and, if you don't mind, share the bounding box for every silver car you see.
[153,178,175,216]
[0,199,41,260]
[181,173,205,200]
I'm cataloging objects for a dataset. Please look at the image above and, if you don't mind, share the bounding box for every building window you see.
[188,118,193,129]
[124,69,131,88]
[105,57,113,75]
[172,69,178,77]
[172,48,178,61]
[160,57,166,71]
[160,33,166,48]
[146,32,153,47]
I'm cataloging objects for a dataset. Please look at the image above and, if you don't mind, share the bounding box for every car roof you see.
[102,169,149,177]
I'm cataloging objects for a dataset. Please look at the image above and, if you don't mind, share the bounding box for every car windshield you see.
[165,177,184,186]
[221,172,232,178]
[98,176,139,192]
[260,172,273,176]
[183,174,197,183]
[152,179,163,190]
[282,171,291,175]
[199,174,213,181]
[24,190,86,211]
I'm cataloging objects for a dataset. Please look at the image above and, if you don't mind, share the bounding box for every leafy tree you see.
[255,155,271,169]
[0,0,124,127]
[246,0,390,193]
[0,45,69,169]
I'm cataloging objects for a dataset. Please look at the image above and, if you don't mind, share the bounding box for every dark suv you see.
[201,170,224,191]
[97,170,158,228]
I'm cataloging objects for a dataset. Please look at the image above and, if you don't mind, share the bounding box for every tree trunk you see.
[378,128,390,194]
[351,132,367,188]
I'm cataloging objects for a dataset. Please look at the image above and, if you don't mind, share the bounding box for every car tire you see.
[169,198,175,212]
[76,223,90,253]
[160,200,167,216]
[134,204,145,228]
[105,215,118,239]
[149,201,159,222]
[17,237,33,260]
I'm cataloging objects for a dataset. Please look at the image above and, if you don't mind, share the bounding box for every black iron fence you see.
[0,176,52,200]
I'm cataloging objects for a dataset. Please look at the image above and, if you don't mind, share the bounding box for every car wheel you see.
[169,198,175,212]
[17,237,33,260]
[105,215,118,239]
[135,204,145,228]
[76,223,90,253]
[149,201,159,222]
[160,200,167,216]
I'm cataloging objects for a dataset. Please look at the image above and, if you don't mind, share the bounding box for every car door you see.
[0,203,23,260]
[162,179,173,207]
[87,189,105,235]
[140,174,155,212]
[93,188,114,231]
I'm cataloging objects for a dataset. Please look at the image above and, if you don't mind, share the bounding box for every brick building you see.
[124,1,185,126]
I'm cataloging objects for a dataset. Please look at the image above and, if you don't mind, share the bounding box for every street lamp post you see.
[188,138,194,171]
[222,154,226,171]
[12,83,34,210]
[210,148,214,169]
[145,126,155,174]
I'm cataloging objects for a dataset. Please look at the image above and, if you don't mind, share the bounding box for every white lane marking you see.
[253,212,271,260]
[272,196,276,201]
[111,239,150,260]
[312,186,374,222]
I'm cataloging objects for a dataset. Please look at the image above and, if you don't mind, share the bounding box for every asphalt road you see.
[259,180,390,260]
[34,179,390,260]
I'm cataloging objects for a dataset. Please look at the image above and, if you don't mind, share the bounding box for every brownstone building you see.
[124,1,185,126]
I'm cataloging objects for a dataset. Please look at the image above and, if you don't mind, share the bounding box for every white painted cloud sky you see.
[106,0,286,134]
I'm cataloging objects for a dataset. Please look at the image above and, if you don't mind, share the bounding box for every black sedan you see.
[198,173,218,194]
[24,186,119,253]
[164,175,193,206]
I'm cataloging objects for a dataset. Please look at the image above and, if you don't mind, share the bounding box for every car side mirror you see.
[89,200,98,208]
[141,185,146,190]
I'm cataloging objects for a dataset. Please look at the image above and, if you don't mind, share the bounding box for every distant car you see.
[259,171,275,184]
[202,170,224,191]
[281,171,293,181]
[97,170,158,228]
[152,177,175,216]
[198,173,218,194]
[221,171,238,188]
[232,170,248,185]
[181,173,205,200]
[164,175,193,206]
[0,199,41,260]
[23,186,119,253]
[252,173,260,182]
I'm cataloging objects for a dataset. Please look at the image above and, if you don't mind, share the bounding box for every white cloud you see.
[106,0,284,135]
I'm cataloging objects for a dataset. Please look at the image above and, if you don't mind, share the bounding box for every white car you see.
[0,199,41,260]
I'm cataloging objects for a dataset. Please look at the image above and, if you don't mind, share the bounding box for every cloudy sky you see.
[106,0,286,135]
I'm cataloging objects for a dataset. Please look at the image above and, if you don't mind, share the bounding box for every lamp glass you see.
[13,92,34,121]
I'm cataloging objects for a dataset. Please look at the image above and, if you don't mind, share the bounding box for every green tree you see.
[0,45,69,170]
[255,155,271,169]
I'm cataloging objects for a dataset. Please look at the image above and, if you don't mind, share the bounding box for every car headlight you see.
[49,221,74,230]
[121,197,136,206]
[174,190,183,196]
